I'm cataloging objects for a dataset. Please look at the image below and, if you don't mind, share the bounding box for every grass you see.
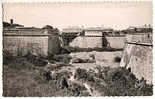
[71,58,95,63]
[3,56,65,96]
[52,54,72,64]
[3,56,88,97]
[3,50,14,65]
[26,53,48,67]
[3,51,153,96]
[46,52,72,64]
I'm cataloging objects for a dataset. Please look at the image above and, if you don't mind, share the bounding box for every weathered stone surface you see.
[120,34,153,84]
[3,35,60,56]
[69,36,103,48]
[126,33,152,44]
[69,36,126,49]
[106,37,126,49]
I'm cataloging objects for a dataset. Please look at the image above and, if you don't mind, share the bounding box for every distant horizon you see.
[3,20,152,31]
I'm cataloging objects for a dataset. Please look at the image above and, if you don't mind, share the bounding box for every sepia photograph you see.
[2,1,153,96]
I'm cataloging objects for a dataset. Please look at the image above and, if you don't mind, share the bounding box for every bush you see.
[3,50,14,65]
[47,53,54,60]
[89,54,95,59]
[74,67,153,96]
[114,56,121,63]
[34,57,48,67]
[71,58,85,63]
[60,46,71,54]
[26,53,48,67]
[74,68,88,81]
[68,82,88,96]
[102,67,152,96]
[53,54,72,64]
[61,46,123,53]
[71,58,95,63]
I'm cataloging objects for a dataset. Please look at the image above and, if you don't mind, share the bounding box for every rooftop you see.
[84,27,113,31]
[62,27,114,33]
[3,27,51,36]
[62,27,83,33]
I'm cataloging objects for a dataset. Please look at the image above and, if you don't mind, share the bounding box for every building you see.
[65,27,103,48]
[84,27,103,36]
[3,20,60,56]
[61,27,126,49]
[64,27,126,49]
[122,25,153,34]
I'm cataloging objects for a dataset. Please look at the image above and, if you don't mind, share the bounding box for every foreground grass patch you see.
[3,55,153,96]
[3,57,89,97]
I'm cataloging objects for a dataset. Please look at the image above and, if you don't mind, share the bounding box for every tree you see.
[3,22,11,27]
[42,25,54,29]
[42,25,60,35]
[3,21,23,28]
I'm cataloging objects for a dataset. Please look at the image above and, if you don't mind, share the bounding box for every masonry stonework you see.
[69,36,103,48]
[120,33,153,84]
[3,28,60,56]
[69,36,126,49]
[106,36,126,49]
[3,36,49,56]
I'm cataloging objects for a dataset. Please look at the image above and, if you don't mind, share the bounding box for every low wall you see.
[106,37,126,49]
[120,43,152,84]
[69,36,102,48]
[126,33,152,44]
[69,36,126,49]
[3,36,49,56]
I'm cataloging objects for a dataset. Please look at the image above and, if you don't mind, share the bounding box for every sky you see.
[2,2,152,30]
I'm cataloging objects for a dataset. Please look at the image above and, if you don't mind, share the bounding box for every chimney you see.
[10,19,13,24]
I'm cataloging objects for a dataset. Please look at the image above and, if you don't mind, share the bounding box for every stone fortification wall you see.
[120,33,153,84]
[69,36,103,48]
[126,33,152,44]
[106,36,126,49]
[3,36,49,56]
[3,28,61,56]
[69,36,126,49]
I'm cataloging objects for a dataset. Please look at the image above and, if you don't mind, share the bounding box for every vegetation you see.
[42,25,59,35]
[74,67,153,96]
[3,50,14,65]
[47,53,72,64]
[114,56,121,63]
[3,21,24,28]
[52,54,72,64]
[3,56,89,96]
[61,46,123,53]
[3,50,153,96]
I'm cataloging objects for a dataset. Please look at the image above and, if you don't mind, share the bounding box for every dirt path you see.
[68,69,101,96]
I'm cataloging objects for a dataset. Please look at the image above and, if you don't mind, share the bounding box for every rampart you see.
[69,36,126,49]
[120,33,153,84]
[3,28,60,56]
